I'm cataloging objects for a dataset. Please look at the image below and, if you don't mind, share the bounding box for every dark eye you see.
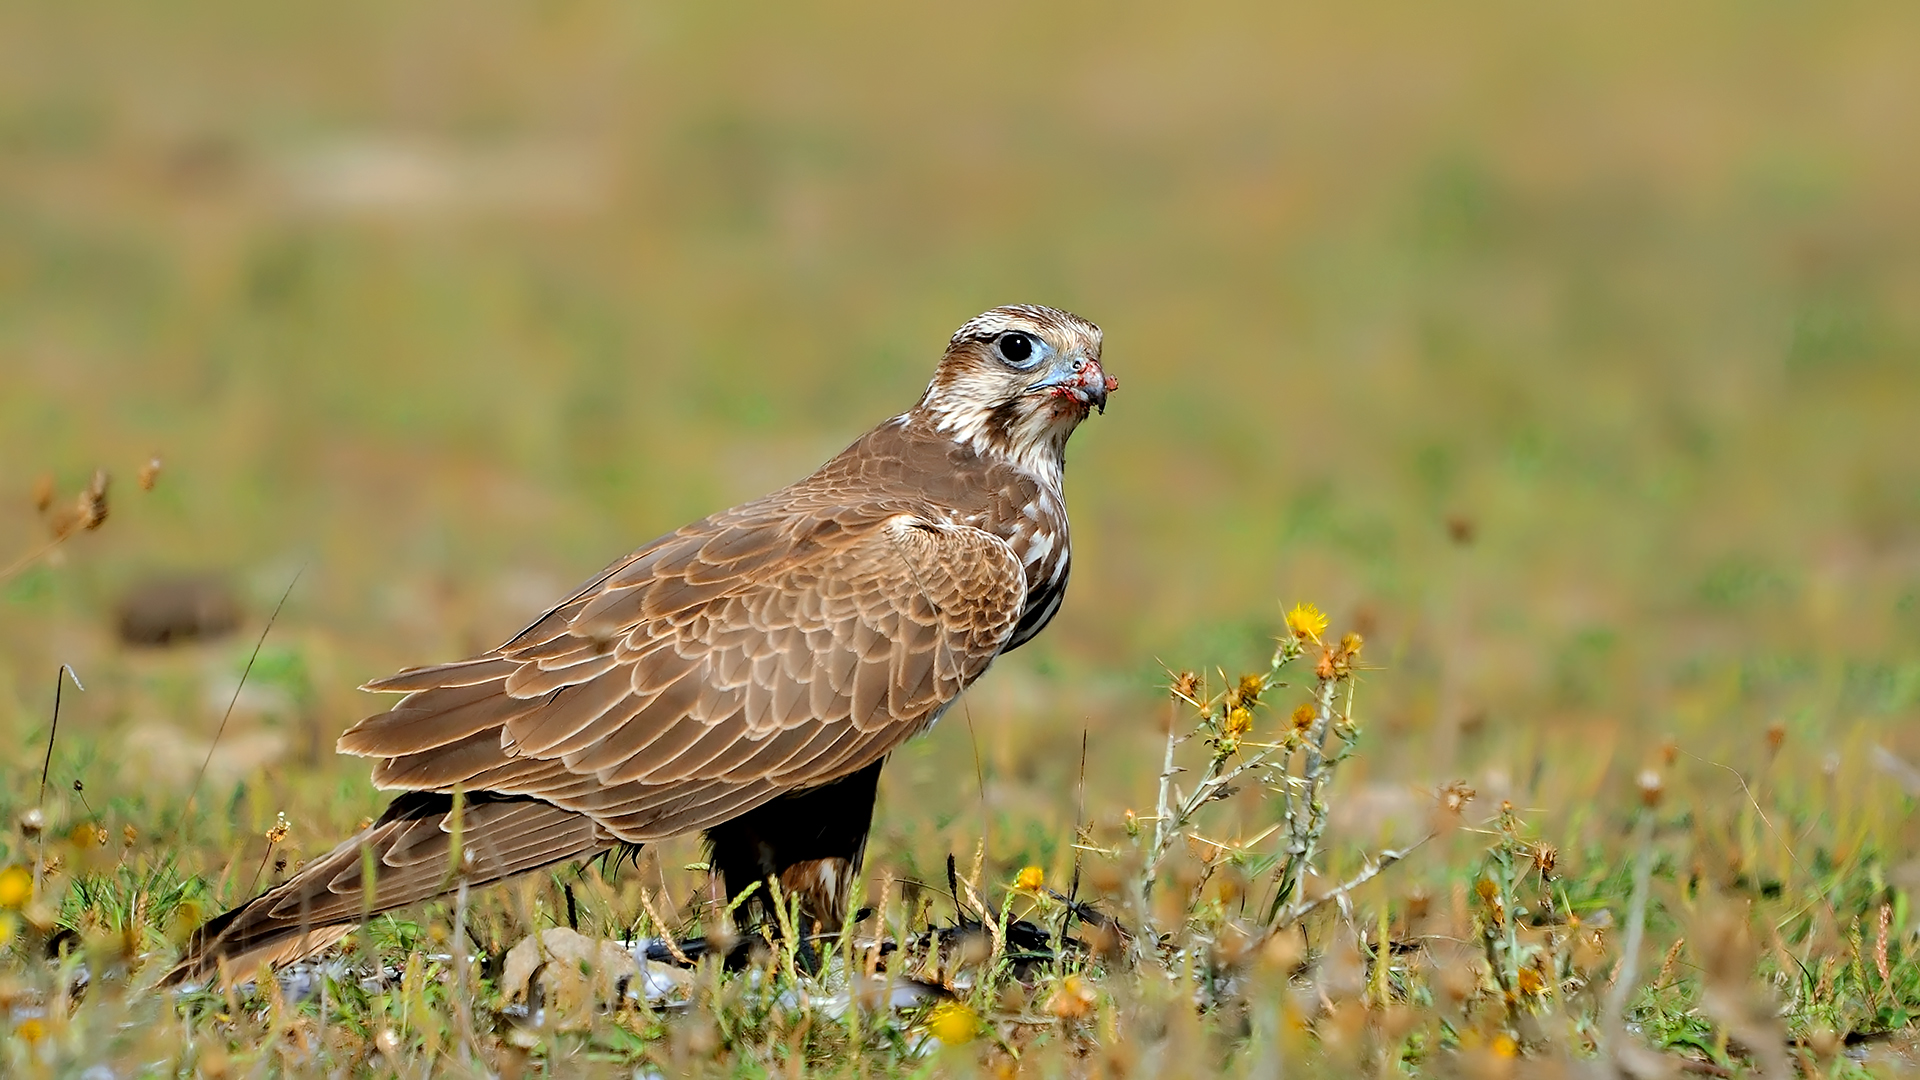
[997,331,1035,365]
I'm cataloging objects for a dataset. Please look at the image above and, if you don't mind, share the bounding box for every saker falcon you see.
[169,304,1115,982]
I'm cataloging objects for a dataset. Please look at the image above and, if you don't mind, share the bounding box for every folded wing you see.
[338,506,1024,842]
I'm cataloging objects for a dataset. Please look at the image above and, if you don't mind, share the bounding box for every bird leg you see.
[702,759,883,966]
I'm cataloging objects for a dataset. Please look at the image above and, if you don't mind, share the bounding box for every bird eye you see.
[996,331,1036,365]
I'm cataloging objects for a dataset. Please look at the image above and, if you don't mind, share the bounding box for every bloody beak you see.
[1036,357,1118,414]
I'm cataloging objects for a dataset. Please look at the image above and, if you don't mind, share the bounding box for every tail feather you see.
[165,793,614,985]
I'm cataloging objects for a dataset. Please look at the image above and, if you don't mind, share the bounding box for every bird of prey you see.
[167,304,1115,983]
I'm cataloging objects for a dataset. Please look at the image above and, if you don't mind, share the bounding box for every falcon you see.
[168,304,1115,982]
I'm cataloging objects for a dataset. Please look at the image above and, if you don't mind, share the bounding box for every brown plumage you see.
[167,304,1114,983]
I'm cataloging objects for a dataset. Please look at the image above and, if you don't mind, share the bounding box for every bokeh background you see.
[4,1,1919,885]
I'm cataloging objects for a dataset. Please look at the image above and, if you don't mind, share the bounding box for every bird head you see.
[917,305,1115,479]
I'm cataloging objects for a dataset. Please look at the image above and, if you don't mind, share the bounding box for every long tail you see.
[165,792,614,985]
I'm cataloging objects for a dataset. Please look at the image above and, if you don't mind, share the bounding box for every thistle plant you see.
[1130,603,1415,964]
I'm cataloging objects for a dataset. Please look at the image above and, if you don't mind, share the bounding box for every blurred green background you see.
[4,1,1919,869]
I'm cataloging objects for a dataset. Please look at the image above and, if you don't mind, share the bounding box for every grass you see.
[1,615,1915,1076]
[3,0,1920,1074]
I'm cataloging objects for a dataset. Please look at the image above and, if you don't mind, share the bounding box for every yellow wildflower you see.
[0,865,31,909]
[1285,602,1328,643]
[1515,965,1546,996]
[1046,973,1097,1020]
[1014,865,1045,892]
[1225,707,1252,738]
[1476,877,1505,926]
[1225,672,1265,710]
[1290,703,1317,733]
[926,1000,980,1045]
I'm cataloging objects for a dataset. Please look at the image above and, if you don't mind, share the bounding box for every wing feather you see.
[362,657,519,693]
[337,507,1025,843]
[338,680,532,756]
[498,675,628,754]
[504,649,620,696]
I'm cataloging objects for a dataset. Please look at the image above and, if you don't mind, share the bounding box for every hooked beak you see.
[1032,356,1119,415]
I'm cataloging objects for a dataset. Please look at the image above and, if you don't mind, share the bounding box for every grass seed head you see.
[138,454,163,491]
[31,473,55,513]
[1875,902,1892,984]
[79,469,110,530]
[1653,936,1685,989]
